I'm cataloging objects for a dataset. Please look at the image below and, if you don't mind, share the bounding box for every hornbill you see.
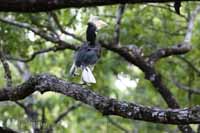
[69,16,107,83]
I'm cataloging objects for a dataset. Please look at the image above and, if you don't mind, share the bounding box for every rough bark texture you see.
[0,74,200,125]
[0,0,196,12]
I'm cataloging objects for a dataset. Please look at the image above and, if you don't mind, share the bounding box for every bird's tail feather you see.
[69,63,76,76]
[82,67,96,84]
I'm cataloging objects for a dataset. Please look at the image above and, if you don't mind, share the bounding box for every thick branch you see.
[0,74,200,124]
[0,0,195,12]
[148,43,191,64]
[0,126,18,133]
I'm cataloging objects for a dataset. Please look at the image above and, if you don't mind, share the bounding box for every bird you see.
[69,16,107,84]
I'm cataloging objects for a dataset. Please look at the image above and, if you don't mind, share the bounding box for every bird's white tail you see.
[69,63,76,76]
[82,67,96,83]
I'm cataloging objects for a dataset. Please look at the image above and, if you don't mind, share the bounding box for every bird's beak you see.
[94,20,108,30]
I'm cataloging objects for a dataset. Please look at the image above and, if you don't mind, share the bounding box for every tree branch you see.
[0,18,77,50]
[148,43,191,64]
[0,74,200,124]
[6,44,77,63]
[0,0,196,12]
[0,49,12,87]
[101,43,194,132]
[49,12,83,42]
[107,117,130,133]
[147,4,187,20]
[147,5,200,65]
[0,126,18,133]
[184,5,200,43]
[113,4,126,45]
[172,77,200,95]
[54,103,81,124]
[46,103,81,132]
[177,56,200,76]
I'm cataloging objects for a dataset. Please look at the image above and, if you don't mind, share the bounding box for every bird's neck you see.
[86,23,97,45]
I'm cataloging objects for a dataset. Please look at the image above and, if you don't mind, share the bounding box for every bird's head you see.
[88,16,107,31]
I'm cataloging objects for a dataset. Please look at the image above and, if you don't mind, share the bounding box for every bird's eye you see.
[87,48,91,51]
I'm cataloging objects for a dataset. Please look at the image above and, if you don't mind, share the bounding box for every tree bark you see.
[0,74,200,125]
[0,0,196,12]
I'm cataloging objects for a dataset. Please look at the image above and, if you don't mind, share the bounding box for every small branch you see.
[13,62,31,80]
[40,106,46,132]
[0,74,200,125]
[49,12,83,42]
[0,49,12,87]
[146,25,186,36]
[177,56,200,76]
[147,4,187,20]
[15,101,38,121]
[54,103,81,124]
[113,4,126,45]
[0,18,77,50]
[6,44,77,62]
[172,77,200,95]
[107,117,129,133]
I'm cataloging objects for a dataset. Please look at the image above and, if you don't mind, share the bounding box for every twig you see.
[13,62,31,80]
[0,18,77,50]
[54,103,81,124]
[66,10,78,26]
[172,76,200,95]
[107,117,129,133]
[114,4,126,45]
[177,56,200,76]
[49,12,83,42]
[146,26,186,36]
[148,4,187,20]
[15,101,38,121]
[0,48,12,87]
[46,103,81,132]
[40,106,46,132]
[6,44,77,62]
